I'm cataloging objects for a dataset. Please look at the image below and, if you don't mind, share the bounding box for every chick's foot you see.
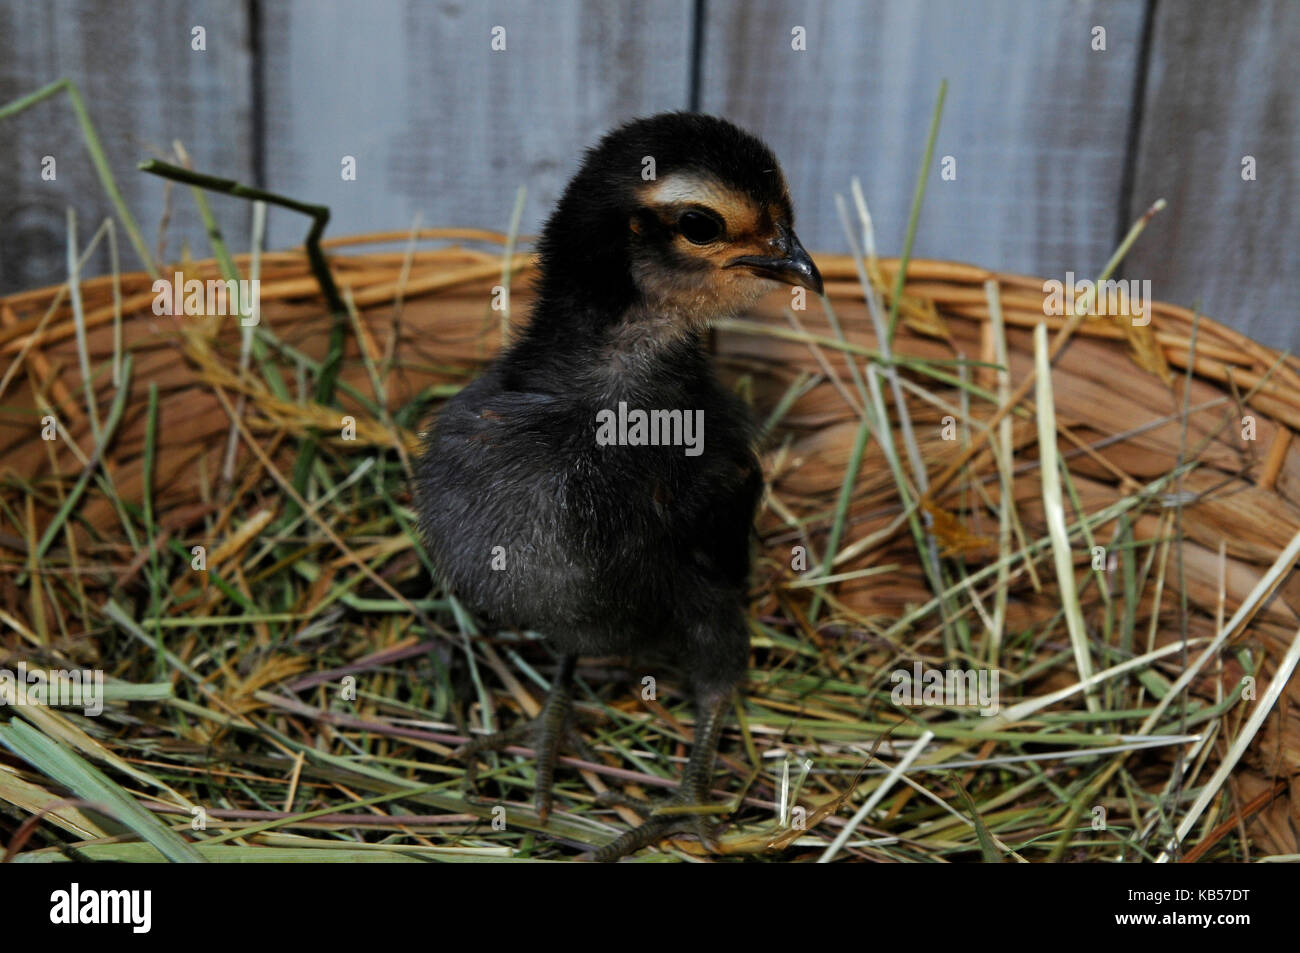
[454,654,588,824]
[590,691,733,862]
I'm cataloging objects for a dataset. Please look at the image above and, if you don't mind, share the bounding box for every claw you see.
[454,654,579,825]
[591,691,735,861]
[591,797,723,862]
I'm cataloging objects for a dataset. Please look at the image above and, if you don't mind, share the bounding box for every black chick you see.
[415,112,822,861]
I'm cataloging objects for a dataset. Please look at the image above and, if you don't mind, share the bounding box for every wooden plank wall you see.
[700,0,1145,285]
[0,0,254,290]
[258,0,693,253]
[1,0,1296,349]
[1124,0,1300,350]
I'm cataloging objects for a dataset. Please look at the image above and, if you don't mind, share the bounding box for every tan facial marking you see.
[629,173,792,325]
[637,173,763,238]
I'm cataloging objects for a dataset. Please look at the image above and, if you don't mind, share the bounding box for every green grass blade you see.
[0,719,204,863]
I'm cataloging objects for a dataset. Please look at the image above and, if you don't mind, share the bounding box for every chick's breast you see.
[416,373,760,653]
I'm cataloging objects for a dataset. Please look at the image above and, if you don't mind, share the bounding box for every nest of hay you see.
[1,229,1297,862]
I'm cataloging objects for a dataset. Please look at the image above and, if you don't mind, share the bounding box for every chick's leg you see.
[456,653,585,823]
[592,687,734,862]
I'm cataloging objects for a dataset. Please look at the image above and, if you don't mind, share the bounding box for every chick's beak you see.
[725,227,824,296]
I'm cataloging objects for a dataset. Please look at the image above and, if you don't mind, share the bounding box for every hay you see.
[1,220,1298,862]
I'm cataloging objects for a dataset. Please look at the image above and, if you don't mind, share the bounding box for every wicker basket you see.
[1,233,1296,861]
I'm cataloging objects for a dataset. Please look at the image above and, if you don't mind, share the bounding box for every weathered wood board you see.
[0,0,1294,349]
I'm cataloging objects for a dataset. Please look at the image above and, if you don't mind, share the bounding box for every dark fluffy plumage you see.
[418,348,759,691]
[416,113,772,696]
[414,114,820,858]
[520,112,792,343]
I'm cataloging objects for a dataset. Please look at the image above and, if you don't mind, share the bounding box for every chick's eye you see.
[678,209,723,245]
